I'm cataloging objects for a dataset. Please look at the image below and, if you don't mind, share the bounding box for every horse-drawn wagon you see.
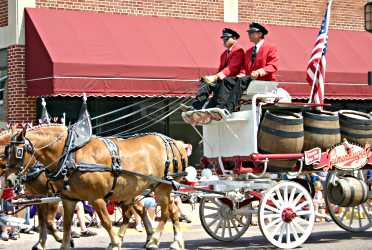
[181,80,372,249]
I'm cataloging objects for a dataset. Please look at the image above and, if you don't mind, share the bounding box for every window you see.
[0,48,7,122]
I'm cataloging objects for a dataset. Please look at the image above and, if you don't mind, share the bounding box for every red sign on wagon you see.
[304,147,322,165]
[313,140,371,171]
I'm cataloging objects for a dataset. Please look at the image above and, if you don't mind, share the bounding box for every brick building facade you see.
[0,0,369,123]
[0,0,7,27]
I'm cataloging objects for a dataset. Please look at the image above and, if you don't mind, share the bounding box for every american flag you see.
[306,0,333,107]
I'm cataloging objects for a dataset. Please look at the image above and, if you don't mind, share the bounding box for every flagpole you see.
[308,58,322,104]
[308,0,333,105]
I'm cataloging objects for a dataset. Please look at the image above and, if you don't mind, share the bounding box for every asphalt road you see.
[1,220,372,250]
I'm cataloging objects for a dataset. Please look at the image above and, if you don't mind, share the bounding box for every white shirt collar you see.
[255,39,265,52]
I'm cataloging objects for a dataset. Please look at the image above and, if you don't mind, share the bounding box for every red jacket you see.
[241,42,279,81]
[216,44,245,79]
[1,187,14,201]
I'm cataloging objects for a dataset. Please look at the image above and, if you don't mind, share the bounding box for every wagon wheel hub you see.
[281,207,297,223]
[220,206,233,219]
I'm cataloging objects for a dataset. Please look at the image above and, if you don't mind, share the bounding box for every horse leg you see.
[91,199,121,250]
[60,200,77,250]
[46,202,63,243]
[146,186,171,250]
[168,199,184,250]
[31,204,48,250]
[133,202,154,247]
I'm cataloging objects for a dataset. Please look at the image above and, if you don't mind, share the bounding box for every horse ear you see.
[11,123,17,134]
[16,126,27,141]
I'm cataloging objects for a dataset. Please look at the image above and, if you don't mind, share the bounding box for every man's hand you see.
[251,69,266,79]
[202,75,218,85]
[250,71,259,79]
[257,68,266,77]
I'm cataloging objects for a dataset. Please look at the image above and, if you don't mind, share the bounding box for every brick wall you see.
[239,0,367,31]
[36,0,225,21]
[0,0,7,27]
[35,0,368,30]
[7,45,37,123]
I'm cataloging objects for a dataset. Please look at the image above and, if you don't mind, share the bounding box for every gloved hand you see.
[201,75,218,85]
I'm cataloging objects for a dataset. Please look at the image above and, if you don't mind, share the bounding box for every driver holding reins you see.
[181,28,245,111]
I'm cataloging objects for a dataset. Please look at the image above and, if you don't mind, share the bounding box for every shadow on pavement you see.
[307,230,372,244]
[47,229,372,250]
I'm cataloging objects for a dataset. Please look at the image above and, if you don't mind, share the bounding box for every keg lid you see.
[266,111,303,125]
[339,110,371,119]
[338,110,372,125]
[303,110,339,121]
[268,110,302,119]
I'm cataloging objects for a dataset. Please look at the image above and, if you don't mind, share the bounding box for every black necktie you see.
[252,45,257,63]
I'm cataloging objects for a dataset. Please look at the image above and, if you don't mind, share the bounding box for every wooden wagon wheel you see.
[199,196,252,242]
[258,181,315,249]
[325,170,372,232]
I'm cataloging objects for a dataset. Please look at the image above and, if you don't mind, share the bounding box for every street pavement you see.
[1,204,372,250]
[1,221,372,250]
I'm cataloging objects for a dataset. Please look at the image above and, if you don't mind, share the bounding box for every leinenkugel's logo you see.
[327,140,370,170]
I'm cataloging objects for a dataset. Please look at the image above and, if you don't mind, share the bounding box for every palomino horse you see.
[6,124,188,250]
[0,129,62,250]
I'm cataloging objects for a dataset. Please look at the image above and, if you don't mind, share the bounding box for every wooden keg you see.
[303,111,341,151]
[327,177,368,207]
[339,110,372,145]
[258,111,304,169]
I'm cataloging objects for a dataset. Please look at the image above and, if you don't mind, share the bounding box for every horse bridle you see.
[6,134,36,172]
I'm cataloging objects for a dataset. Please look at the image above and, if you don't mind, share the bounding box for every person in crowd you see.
[141,192,157,227]
[181,28,245,112]
[57,201,97,238]
[132,191,157,231]
[172,195,191,223]
[0,177,18,240]
[313,181,331,222]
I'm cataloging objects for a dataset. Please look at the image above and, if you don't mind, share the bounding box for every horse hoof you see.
[31,245,43,250]
[70,239,75,248]
[143,240,150,249]
[106,243,121,250]
[169,241,184,250]
[146,243,159,250]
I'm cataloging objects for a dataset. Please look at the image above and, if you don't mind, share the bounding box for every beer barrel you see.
[327,177,368,207]
[258,111,304,169]
[339,110,372,145]
[303,111,341,151]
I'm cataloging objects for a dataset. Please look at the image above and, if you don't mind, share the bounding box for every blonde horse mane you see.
[26,123,66,132]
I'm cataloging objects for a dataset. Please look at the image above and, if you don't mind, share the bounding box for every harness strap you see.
[75,162,225,196]
[22,163,45,183]
[45,127,75,181]
[101,137,121,201]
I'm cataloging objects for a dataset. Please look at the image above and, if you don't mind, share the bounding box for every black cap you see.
[247,22,268,35]
[220,28,240,39]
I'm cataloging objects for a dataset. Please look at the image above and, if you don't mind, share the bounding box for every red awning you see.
[25,8,372,99]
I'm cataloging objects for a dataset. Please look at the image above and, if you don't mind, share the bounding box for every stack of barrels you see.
[257,109,372,169]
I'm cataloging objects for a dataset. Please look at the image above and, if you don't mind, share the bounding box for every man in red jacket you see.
[182,28,245,111]
[241,22,279,81]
